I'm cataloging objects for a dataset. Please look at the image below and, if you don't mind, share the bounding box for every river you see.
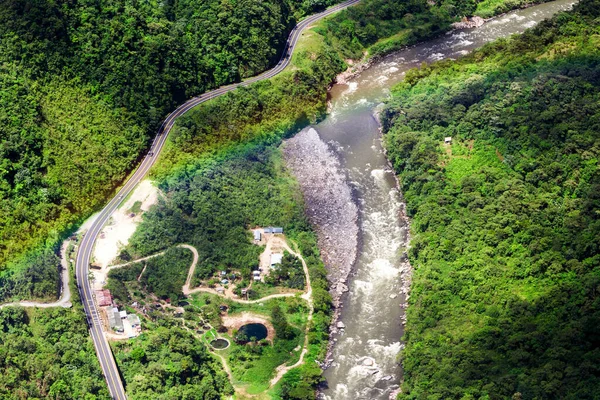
[309,1,579,399]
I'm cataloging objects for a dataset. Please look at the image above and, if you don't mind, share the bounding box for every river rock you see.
[389,294,397,299]
[283,128,359,307]
[337,321,346,329]
[452,16,485,29]
[358,356,375,366]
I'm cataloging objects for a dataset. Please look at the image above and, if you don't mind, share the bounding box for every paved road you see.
[74,1,361,398]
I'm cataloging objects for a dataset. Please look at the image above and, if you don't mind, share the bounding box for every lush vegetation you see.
[474,0,556,18]
[0,248,61,303]
[381,1,600,398]
[0,0,345,299]
[107,247,193,304]
[113,326,233,399]
[224,299,305,392]
[0,269,110,399]
[129,143,334,397]
[266,252,306,289]
[131,145,308,280]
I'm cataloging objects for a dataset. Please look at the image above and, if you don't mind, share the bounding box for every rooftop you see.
[95,289,112,307]
[270,253,283,266]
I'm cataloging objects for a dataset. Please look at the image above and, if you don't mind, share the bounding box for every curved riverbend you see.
[314,1,578,399]
[74,1,361,398]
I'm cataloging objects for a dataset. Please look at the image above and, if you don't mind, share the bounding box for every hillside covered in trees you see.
[0,304,110,398]
[0,0,346,301]
[0,0,563,303]
[381,0,600,398]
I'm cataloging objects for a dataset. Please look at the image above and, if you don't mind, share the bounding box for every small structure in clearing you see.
[108,307,124,333]
[270,253,283,268]
[253,230,262,242]
[263,227,284,234]
[96,289,113,307]
[444,137,452,144]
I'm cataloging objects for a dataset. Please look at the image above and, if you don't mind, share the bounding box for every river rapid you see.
[285,1,579,399]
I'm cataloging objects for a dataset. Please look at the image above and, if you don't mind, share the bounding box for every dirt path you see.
[269,241,313,387]
[103,237,314,390]
[181,244,200,294]
[0,240,72,309]
[185,287,300,303]
[108,244,199,276]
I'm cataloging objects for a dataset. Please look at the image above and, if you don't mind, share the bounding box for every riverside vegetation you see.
[381,0,600,398]
[0,0,591,398]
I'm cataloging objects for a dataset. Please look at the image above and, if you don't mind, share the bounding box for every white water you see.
[315,1,578,398]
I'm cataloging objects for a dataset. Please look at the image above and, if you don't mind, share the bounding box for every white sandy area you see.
[91,180,159,290]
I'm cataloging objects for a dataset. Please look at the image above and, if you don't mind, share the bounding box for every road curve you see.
[74,1,361,398]
[0,240,72,309]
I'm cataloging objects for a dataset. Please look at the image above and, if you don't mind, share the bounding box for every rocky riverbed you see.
[282,127,359,307]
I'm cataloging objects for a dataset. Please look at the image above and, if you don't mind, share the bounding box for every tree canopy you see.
[382,1,600,397]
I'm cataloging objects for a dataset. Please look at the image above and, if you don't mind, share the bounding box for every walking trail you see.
[110,237,314,390]
[2,235,315,391]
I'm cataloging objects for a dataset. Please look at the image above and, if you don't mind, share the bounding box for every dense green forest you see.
[113,326,233,399]
[0,0,344,301]
[132,145,308,277]
[0,0,556,303]
[381,0,600,398]
[107,247,193,304]
[0,293,110,398]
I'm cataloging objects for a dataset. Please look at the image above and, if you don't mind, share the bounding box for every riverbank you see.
[380,0,597,397]
[283,128,359,310]
[304,1,581,398]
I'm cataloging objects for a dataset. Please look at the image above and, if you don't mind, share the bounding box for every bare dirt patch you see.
[258,231,286,278]
[91,180,159,290]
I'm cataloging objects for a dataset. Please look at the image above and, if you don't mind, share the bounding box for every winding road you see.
[74,1,361,398]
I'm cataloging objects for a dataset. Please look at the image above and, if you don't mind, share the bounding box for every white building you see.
[270,253,283,268]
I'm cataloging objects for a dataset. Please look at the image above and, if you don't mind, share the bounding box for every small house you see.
[95,289,113,307]
[220,270,227,276]
[273,227,284,234]
[127,314,141,327]
[254,230,261,241]
[264,227,273,234]
[119,310,127,319]
[270,253,283,268]
[444,137,452,144]
[253,275,261,281]
[221,279,229,285]
[108,308,124,333]
[217,287,225,294]
[252,270,261,276]
[241,289,247,295]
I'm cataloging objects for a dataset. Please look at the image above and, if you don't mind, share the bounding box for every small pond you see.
[237,323,268,342]
[210,339,230,350]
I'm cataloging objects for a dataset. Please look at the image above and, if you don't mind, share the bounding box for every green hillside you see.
[0,0,343,301]
[381,1,600,398]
